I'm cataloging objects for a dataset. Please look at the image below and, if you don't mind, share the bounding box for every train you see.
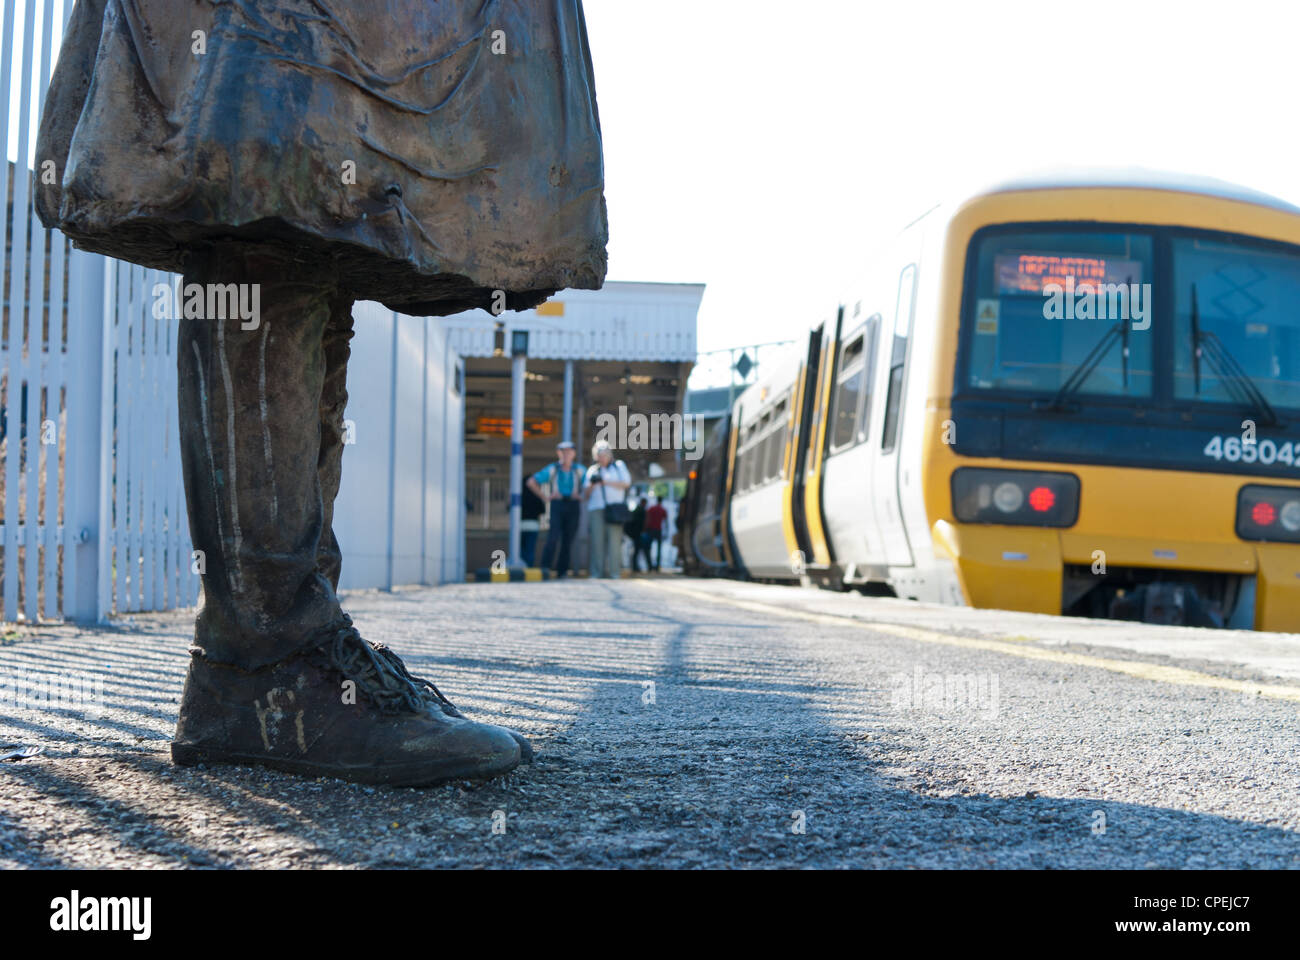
[678,170,1300,631]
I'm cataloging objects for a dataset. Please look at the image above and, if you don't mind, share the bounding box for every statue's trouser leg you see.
[178,246,345,671]
[172,247,531,782]
[316,291,355,592]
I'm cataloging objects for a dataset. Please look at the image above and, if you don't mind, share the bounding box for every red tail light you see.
[1251,501,1276,526]
[1028,486,1056,512]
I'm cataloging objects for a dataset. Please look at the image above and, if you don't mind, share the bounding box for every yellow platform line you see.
[642,581,1300,704]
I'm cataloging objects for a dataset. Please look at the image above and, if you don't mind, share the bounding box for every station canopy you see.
[450,282,705,535]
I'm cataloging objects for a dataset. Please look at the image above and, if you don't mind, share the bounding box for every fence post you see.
[63,249,109,623]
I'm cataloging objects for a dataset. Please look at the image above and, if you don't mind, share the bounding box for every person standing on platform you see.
[644,496,669,571]
[520,479,546,567]
[626,496,649,572]
[528,440,585,578]
[584,440,631,578]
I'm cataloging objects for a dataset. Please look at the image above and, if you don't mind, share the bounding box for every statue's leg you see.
[316,290,354,592]
[171,245,521,785]
[176,246,342,669]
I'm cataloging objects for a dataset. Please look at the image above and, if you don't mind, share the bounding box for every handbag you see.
[600,461,629,523]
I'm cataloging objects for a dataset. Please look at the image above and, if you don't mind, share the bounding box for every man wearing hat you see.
[527,441,586,578]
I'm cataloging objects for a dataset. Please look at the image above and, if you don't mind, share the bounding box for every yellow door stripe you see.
[780,364,807,558]
[721,418,740,568]
[641,581,1300,703]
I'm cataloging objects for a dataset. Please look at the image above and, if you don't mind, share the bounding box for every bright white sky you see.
[8,0,1300,360]
[583,0,1300,355]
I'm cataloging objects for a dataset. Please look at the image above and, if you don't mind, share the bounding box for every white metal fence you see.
[1,0,197,623]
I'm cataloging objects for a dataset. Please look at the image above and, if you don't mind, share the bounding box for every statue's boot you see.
[170,245,520,784]
[172,617,521,785]
[314,293,533,764]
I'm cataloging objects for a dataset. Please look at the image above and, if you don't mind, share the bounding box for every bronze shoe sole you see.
[170,740,521,787]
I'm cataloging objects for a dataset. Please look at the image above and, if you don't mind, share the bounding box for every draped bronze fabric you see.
[37,0,607,315]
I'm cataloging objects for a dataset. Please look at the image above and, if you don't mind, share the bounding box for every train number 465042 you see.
[1203,435,1296,465]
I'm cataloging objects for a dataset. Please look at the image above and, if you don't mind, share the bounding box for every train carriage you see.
[681,169,1300,631]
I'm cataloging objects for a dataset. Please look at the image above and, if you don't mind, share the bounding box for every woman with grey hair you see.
[584,440,631,578]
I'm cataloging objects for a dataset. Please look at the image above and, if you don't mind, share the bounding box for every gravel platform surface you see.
[2,577,1297,869]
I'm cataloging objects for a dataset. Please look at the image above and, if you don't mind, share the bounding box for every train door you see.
[871,262,917,567]
[802,314,839,570]
[821,312,886,568]
[788,329,822,563]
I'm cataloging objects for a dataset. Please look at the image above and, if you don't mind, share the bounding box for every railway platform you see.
[2,577,1299,869]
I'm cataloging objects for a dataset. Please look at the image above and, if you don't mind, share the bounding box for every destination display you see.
[995,252,1145,294]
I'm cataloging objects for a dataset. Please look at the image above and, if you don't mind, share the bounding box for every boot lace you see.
[312,616,462,717]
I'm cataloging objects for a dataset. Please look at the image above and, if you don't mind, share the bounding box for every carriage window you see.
[756,411,774,483]
[757,431,774,484]
[771,425,787,480]
[744,423,759,490]
[767,399,789,479]
[735,424,753,491]
[740,416,766,490]
[831,335,865,451]
[859,315,881,441]
[882,266,916,453]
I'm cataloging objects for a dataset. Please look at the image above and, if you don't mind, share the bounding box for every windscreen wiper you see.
[1190,283,1280,427]
[1033,321,1126,412]
[1191,284,1202,393]
[1035,273,1137,412]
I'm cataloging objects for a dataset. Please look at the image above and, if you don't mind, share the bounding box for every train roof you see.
[966,166,1300,216]
[730,342,805,417]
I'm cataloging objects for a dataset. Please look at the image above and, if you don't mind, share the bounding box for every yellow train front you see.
[683,170,1300,631]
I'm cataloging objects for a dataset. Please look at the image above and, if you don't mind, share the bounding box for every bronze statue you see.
[37,0,607,785]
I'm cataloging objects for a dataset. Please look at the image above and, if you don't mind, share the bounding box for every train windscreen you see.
[964,230,1154,398]
[1171,235,1300,410]
[964,226,1300,413]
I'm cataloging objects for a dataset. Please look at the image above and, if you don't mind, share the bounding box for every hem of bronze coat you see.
[55,214,607,317]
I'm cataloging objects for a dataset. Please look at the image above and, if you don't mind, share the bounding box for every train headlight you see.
[1239,485,1300,541]
[993,482,1024,513]
[1282,500,1300,533]
[952,468,1080,528]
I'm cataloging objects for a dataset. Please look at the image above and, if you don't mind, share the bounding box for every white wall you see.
[334,302,464,591]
